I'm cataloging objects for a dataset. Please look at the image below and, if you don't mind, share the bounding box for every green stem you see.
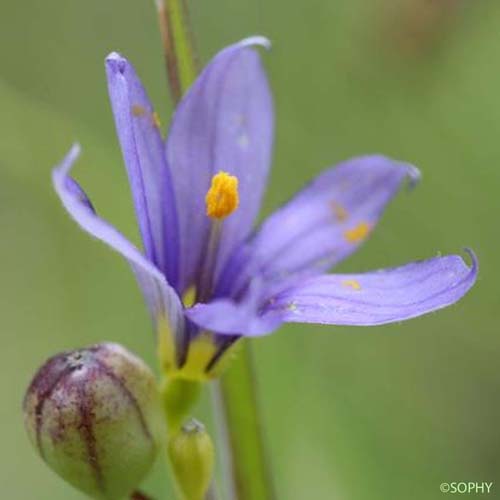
[206,482,218,500]
[162,377,202,435]
[215,342,276,500]
[155,0,199,103]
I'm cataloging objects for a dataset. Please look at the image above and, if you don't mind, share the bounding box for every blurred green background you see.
[1,0,498,498]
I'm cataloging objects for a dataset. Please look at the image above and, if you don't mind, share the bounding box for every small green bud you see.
[23,343,165,499]
[168,419,215,500]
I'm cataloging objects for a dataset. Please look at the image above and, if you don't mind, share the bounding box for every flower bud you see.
[23,343,165,499]
[168,419,215,500]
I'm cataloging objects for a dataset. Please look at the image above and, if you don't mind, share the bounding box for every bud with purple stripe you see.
[23,343,165,499]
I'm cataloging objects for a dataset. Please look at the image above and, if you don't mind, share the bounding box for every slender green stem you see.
[211,383,237,500]
[215,342,276,500]
[206,482,219,500]
[162,377,202,435]
[155,0,198,103]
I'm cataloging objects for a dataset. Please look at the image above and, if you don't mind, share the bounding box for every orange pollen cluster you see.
[205,171,239,219]
[344,222,371,243]
[342,279,362,290]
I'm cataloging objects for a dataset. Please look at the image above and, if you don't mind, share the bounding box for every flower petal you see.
[52,145,185,340]
[263,252,477,326]
[186,279,282,337]
[218,155,419,297]
[187,299,281,337]
[166,37,274,293]
[106,52,179,288]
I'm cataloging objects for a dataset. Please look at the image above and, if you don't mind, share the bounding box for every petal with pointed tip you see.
[166,37,274,293]
[106,52,179,288]
[219,155,419,297]
[264,252,477,327]
[52,145,184,340]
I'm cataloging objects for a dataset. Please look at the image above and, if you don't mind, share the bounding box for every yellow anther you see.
[344,222,371,243]
[342,279,361,291]
[205,171,239,219]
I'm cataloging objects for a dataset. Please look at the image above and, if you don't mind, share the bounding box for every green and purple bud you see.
[23,343,165,499]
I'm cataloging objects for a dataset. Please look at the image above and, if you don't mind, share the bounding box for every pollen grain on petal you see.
[344,222,371,243]
[330,201,349,222]
[205,171,239,219]
[152,111,162,129]
[342,279,362,291]
[131,104,147,117]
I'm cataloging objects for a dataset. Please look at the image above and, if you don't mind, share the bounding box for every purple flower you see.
[53,37,477,379]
